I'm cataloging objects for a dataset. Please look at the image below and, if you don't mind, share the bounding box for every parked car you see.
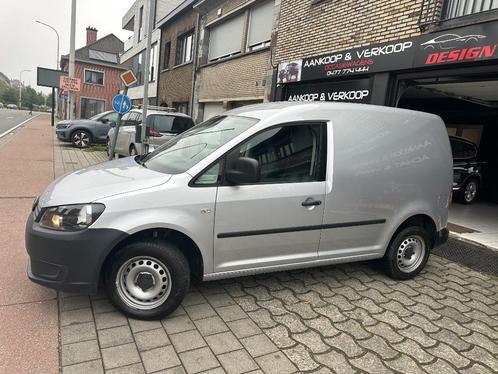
[449,136,484,204]
[6,104,18,109]
[107,108,194,157]
[55,111,119,148]
[26,102,452,320]
[0,102,4,108]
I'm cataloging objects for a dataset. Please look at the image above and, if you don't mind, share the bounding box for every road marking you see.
[0,114,41,140]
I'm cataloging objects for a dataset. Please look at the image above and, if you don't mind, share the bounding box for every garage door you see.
[203,102,225,121]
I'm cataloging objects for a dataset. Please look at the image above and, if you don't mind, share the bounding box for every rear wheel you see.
[383,227,431,280]
[105,240,190,320]
[71,130,91,148]
[458,178,479,204]
[129,144,138,156]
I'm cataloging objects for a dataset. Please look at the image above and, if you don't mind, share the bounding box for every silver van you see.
[26,102,452,320]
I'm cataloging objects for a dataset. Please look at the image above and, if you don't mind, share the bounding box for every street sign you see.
[112,94,132,114]
[120,70,137,87]
[37,67,68,88]
[60,76,81,92]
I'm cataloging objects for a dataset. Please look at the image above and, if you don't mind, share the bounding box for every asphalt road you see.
[0,108,34,136]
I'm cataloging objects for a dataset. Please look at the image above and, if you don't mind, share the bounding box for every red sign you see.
[60,76,81,92]
[120,70,137,87]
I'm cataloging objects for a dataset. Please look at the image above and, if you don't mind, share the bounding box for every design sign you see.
[277,21,498,83]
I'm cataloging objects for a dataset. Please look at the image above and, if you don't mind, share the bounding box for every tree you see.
[1,87,19,105]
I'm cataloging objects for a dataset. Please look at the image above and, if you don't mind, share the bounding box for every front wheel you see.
[458,178,479,204]
[383,227,431,280]
[71,130,91,148]
[105,240,190,320]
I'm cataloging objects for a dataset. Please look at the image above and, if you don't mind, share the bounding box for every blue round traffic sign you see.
[112,94,132,114]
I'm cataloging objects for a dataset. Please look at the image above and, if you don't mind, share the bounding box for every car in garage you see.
[107,108,194,157]
[55,111,119,148]
[450,136,484,204]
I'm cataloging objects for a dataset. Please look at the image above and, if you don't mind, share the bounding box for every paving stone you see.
[245,286,273,301]
[233,295,260,312]
[227,318,261,338]
[343,307,378,327]
[179,347,219,374]
[403,314,440,333]
[273,313,308,333]
[264,325,297,349]
[285,302,319,319]
[365,322,404,344]
[217,349,259,374]
[358,335,398,360]
[135,328,170,352]
[462,331,498,355]
[433,317,470,336]
[282,344,320,371]
[95,311,128,330]
[292,330,329,354]
[61,322,97,345]
[407,303,442,321]
[62,359,104,374]
[303,316,340,337]
[350,351,392,374]
[59,295,91,312]
[315,349,356,374]
[422,358,459,374]
[205,292,236,308]
[241,333,279,357]
[92,299,116,314]
[428,342,471,368]
[324,332,364,357]
[185,303,217,321]
[162,315,196,334]
[334,319,372,340]
[269,289,301,305]
[296,291,327,307]
[464,320,498,340]
[216,305,247,322]
[182,292,207,307]
[384,354,426,374]
[205,331,243,355]
[154,366,187,374]
[380,300,413,317]
[247,309,278,328]
[462,345,498,371]
[140,346,181,373]
[393,339,434,364]
[128,318,162,333]
[107,363,146,374]
[62,339,100,366]
[170,329,206,353]
[460,363,495,374]
[102,343,141,370]
[98,325,134,348]
[60,308,94,327]
[194,316,229,336]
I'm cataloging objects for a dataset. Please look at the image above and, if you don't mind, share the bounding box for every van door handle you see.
[301,198,322,207]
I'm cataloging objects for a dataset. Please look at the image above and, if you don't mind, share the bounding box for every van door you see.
[213,123,327,273]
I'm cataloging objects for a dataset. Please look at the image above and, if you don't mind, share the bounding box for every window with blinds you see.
[247,1,274,50]
[208,13,245,61]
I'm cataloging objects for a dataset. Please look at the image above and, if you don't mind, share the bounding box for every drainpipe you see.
[190,12,201,119]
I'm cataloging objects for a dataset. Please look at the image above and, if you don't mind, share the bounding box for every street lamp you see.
[19,69,31,109]
[36,20,60,115]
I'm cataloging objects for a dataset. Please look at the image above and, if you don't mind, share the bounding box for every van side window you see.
[227,123,326,184]
[450,139,476,159]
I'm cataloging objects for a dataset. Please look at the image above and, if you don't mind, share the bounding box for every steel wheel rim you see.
[464,181,477,202]
[397,235,425,273]
[116,256,172,310]
[73,132,89,147]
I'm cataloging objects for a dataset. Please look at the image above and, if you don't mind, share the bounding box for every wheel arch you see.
[100,227,204,284]
[70,127,93,142]
[388,214,438,250]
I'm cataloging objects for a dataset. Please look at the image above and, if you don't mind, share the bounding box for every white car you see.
[107,109,194,157]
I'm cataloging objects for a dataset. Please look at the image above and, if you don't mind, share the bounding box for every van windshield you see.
[142,115,259,174]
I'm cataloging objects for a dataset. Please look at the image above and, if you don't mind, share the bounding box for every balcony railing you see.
[419,0,498,30]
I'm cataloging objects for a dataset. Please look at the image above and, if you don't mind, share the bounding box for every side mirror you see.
[100,118,109,124]
[226,157,260,185]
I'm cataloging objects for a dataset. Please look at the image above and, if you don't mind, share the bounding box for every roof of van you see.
[224,102,440,122]
[128,108,191,118]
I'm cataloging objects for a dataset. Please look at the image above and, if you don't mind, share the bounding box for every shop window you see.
[176,31,193,65]
[208,14,244,61]
[84,70,104,85]
[80,98,105,119]
[247,1,274,51]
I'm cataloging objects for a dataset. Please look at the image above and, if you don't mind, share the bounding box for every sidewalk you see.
[0,114,58,374]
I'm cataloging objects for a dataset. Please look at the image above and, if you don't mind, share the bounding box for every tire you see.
[71,130,92,148]
[457,178,479,205]
[383,226,431,280]
[129,144,138,156]
[104,240,190,320]
[106,137,111,156]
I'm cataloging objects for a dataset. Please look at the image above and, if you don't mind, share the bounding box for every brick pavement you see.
[51,137,498,374]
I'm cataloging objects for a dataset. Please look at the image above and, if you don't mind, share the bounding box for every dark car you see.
[56,111,119,148]
[450,136,484,204]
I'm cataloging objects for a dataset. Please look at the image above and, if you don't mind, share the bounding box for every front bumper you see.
[25,212,127,293]
[55,128,71,141]
[434,228,449,247]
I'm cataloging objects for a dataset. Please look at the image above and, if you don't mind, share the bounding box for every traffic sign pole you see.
[109,87,129,161]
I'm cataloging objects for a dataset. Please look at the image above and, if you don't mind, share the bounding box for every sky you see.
[0,0,135,94]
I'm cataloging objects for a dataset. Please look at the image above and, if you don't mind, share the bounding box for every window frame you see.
[246,0,273,52]
[80,97,106,119]
[162,41,171,70]
[450,138,477,160]
[189,121,328,187]
[175,30,194,66]
[83,68,105,86]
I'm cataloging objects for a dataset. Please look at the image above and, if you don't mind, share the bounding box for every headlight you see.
[39,204,105,231]
[57,123,72,129]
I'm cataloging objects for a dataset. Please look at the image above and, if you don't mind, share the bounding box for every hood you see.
[39,157,172,207]
[57,119,98,127]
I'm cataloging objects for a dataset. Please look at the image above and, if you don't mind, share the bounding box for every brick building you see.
[273,0,498,201]
[60,28,130,119]
[191,0,278,121]
[157,0,197,114]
